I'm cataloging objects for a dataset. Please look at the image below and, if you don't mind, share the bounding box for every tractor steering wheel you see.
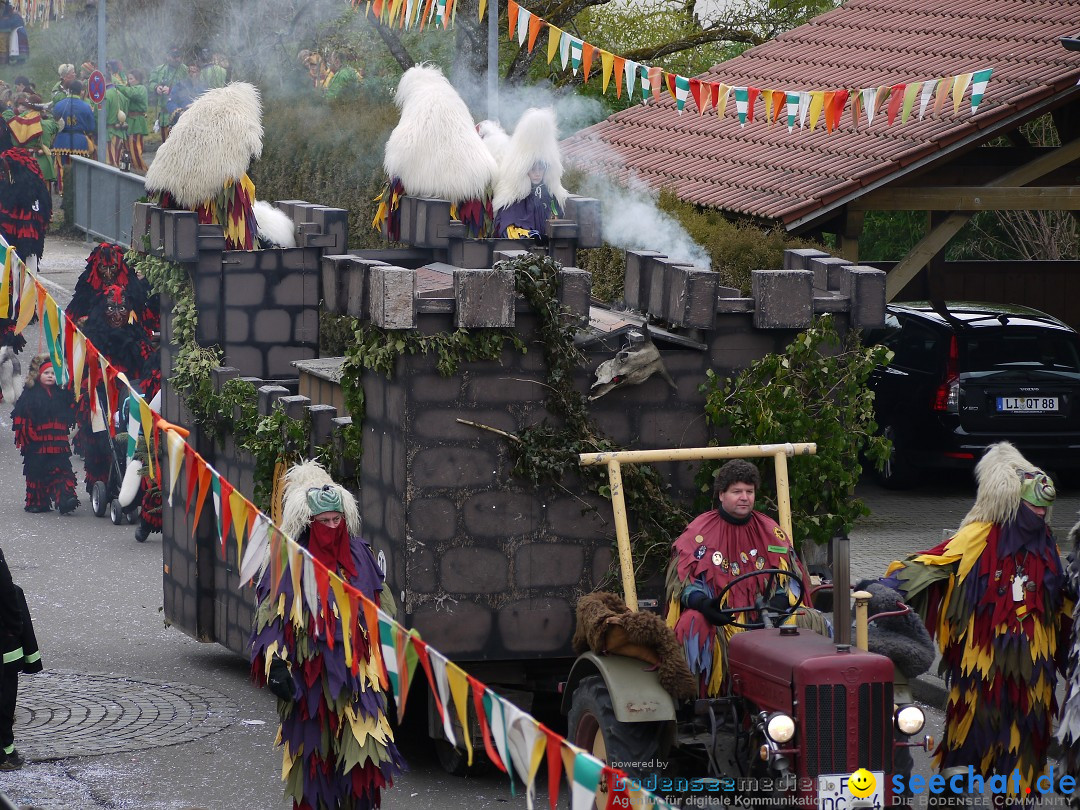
[711,567,808,630]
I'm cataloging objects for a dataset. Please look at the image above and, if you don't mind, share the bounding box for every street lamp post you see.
[96,0,106,162]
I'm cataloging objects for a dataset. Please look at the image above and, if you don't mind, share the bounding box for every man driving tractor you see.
[665,459,817,697]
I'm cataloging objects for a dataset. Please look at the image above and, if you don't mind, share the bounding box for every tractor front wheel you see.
[568,675,664,801]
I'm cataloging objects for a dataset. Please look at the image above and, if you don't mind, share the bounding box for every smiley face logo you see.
[848,768,876,798]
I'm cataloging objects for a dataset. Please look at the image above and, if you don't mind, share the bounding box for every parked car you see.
[864,301,1080,487]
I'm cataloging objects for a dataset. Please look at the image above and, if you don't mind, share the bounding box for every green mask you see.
[306,485,344,517]
[1019,473,1055,508]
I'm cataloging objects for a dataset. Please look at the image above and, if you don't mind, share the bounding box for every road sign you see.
[87,70,106,104]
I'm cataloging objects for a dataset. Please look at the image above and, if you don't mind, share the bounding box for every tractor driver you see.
[665,459,815,697]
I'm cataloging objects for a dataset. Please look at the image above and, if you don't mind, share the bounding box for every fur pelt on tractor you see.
[573,591,697,699]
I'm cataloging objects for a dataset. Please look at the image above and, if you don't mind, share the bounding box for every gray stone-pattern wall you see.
[148,191,887,663]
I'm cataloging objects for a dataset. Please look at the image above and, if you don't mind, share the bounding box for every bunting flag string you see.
[352,0,992,128]
[0,231,692,810]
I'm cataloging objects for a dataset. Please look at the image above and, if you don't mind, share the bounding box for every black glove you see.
[686,592,733,627]
[266,657,295,702]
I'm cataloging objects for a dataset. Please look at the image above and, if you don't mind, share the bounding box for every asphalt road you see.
[7,233,1080,807]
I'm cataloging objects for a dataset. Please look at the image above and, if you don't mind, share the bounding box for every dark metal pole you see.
[833,534,851,648]
[96,0,106,162]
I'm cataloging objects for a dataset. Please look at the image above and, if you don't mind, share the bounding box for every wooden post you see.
[854,590,872,651]
[606,459,638,612]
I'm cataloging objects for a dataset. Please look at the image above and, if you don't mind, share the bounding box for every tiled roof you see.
[560,0,1080,229]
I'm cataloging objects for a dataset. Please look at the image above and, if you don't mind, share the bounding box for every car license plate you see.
[817,771,885,809]
[997,396,1058,413]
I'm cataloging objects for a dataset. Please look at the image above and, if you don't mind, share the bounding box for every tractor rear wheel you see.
[568,675,664,806]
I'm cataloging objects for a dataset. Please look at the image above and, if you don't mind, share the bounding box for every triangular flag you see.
[952,71,973,115]
[505,702,546,810]
[601,50,614,95]
[746,86,760,122]
[527,14,542,52]
[228,489,249,558]
[689,78,704,114]
[934,75,955,115]
[568,36,583,75]
[70,330,86,401]
[543,726,563,810]
[558,31,571,70]
[571,751,605,810]
[673,74,690,112]
[239,515,269,586]
[807,90,825,131]
[14,264,34,334]
[861,87,877,127]
[301,554,318,621]
[770,89,785,125]
[786,91,800,132]
[711,82,723,115]
[613,55,625,98]
[330,576,354,669]
[798,91,811,128]
[734,86,749,125]
[0,247,12,319]
[919,79,938,119]
[648,66,662,102]
[184,445,199,515]
[288,542,304,629]
[192,463,212,537]
[516,7,530,45]
[138,395,155,479]
[970,68,992,114]
[623,59,637,97]
[850,89,863,129]
[507,0,518,37]
[639,65,650,103]
[471,679,507,773]
[901,82,920,124]
[165,429,185,507]
[447,663,474,766]
[581,42,595,83]
[826,88,849,132]
[427,647,457,746]
[360,595,385,687]
[887,84,906,126]
[547,25,561,65]
[485,691,514,792]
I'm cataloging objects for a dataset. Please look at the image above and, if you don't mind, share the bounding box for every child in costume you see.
[492,107,568,242]
[250,460,404,810]
[0,542,41,771]
[12,354,78,514]
[880,442,1068,801]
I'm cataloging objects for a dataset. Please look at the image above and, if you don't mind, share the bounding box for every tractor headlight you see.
[895,705,925,736]
[765,712,796,744]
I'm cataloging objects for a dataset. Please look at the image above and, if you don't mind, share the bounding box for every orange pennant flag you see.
[771,90,785,124]
[850,89,863,129]
[581,42,595,83]
[746,86,761,122]
[613,55,625,98]
[192,464,212,538]
[527,14,542,53]
[361,595,387,688]
[507,0,518,38]
[649,66,662,102]
[827,88,848,132]
[934,75,955,116]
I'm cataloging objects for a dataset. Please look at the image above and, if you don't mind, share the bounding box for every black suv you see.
[865,301,1080,487]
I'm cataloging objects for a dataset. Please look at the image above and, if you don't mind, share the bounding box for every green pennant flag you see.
[970,68,992,114]
[674,74,690,112]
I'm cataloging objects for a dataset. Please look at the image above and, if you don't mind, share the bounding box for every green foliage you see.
[698,315,891,550]
[252,94,399,250]
[505,253,690,579]
[576,245,625,307]
[656,190,825,294]
[129,251,319,505]
[858,211,927,262]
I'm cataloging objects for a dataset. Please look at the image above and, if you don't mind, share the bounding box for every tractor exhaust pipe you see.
[833,534,851,649]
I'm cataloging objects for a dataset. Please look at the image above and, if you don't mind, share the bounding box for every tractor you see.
[561,443,934,809]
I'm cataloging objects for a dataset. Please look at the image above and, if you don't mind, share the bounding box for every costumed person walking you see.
[52,79,94,192]
[665,459,813,697]
[121,68,150,171]
[12,355,78,514]
[491,107,568,242]
[104,60,131,168]
[250,460,404,810]
[148,47,186,143]
[144,82,261,250]
[67,242,158,332]
[375,64,496,240]
[7,93,61,191]
[0,542,40,771]
[880,442,1067,801]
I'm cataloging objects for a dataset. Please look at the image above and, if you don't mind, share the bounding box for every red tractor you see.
[562,444,933,809]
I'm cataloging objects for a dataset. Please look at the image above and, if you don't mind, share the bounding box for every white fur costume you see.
[383,64,495,203]
[492,107,568,213]
[252,200,297,248]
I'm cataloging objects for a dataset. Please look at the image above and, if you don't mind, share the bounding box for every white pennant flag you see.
[559,31,571,70]
[919,79,937,119]
[861,87,877,127]
[624,59,638,96]
[504,702,546,810]
[516,8,530,45]
[238,515,270,586]
[799,91,811,129]
[487,693,512,785]
[428,648,457,747]
[165,429,185,506]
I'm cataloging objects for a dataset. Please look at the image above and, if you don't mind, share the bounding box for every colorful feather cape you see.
[250,533,404,810]
[885,512,1068,796]
[665,509,806,697]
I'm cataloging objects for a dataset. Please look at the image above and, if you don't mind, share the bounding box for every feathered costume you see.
[67,243,159,331]
[881,443,1068,797]
[73,286,159,495]
[0,117,49,356]
[374,64,496,240]
[144,82,262,251]
[1054,509,1080,778]
[11,355,77,513]
[665,508,808,697]
[250,461,404,810]
[491,107,567,241]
